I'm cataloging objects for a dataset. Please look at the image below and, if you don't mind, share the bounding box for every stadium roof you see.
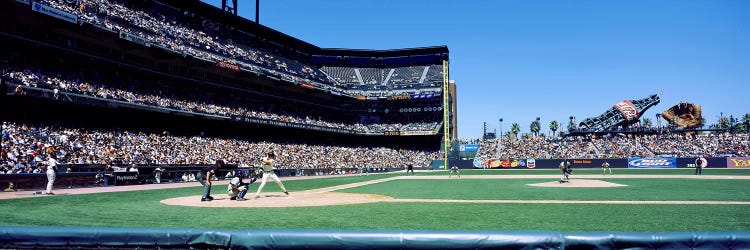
[317,46,449,57]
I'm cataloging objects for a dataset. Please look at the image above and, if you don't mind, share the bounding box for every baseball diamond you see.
[1,169,749,232]
[1,0,749,248]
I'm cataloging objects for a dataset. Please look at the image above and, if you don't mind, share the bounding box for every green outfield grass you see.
[1,170,749,231]
[340,178,750,201]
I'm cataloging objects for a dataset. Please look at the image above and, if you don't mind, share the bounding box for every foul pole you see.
[442,60,450,170]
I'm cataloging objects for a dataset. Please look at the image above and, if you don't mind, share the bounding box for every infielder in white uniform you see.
[448,165,460,178]
[601,161,612,175]
[254,151,289,198]
[45,155,58,195]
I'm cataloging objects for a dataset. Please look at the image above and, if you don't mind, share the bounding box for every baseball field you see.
[1,169,749,232]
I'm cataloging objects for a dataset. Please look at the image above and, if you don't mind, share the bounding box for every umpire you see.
[695,157,704,175]
[198,160,223,202]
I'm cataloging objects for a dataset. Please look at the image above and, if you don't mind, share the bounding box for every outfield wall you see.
[462,157,731,169]
[2,226,749,249]
[0,167,399,191]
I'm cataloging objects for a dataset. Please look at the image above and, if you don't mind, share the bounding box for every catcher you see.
[227,171,256,201]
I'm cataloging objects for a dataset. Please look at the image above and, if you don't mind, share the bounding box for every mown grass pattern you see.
[1,170,749,231]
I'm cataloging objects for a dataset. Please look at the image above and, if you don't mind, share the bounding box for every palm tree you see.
[549,120,559,137]
[719,116,730,129]
[642,118,652,128]
[530,120,541,136]
[511,122,521,139]
[731,113,750,133]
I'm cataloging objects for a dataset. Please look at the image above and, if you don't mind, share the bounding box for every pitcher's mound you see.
[161,192,393,208]
[527,179,627,188]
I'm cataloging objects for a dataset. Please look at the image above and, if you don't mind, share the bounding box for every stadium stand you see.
[0,0,446,191]
[475,134,749,160]
[0,122,439,173]
[2,65,442,135]
[32,0,444,98]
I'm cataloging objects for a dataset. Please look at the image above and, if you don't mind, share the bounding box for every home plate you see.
[527,179,627,188]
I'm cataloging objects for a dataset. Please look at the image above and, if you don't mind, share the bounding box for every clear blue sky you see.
[204,0,750,139]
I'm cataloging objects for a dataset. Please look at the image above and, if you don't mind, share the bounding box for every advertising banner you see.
[510,159,526,168]
[32,2,78,24]
[120,31,151,47]
[216,60,240,72]
[727,157,750,169]
[459,144,479,152]
[527,159,536,169]
[400,131,435,136]
[411,94,434,99]
[628,157,677,168]
[113,172,139,186]
[299,82,314,89]
[501,160,511,168]
[387,95,411,100]
[613,100,639,122]
[489,159,501,168]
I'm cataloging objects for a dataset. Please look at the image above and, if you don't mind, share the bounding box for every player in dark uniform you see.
[406,164,415,175]
[198,160,223,202]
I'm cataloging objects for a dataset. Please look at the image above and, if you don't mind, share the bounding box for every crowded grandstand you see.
[2,0,749,179]
[0,0,450,187]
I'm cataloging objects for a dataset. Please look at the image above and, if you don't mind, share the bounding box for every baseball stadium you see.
[1,0,750,249]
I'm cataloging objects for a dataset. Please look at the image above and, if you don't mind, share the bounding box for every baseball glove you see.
[661,102,702,128]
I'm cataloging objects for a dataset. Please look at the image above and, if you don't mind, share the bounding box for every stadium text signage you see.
[400,131,435,136]
[387,95,411,100]
[32,2,78,24]
[459,144,479,152]
[727,157,750,168]
[613,100,639,122]
[299,82,314,89]
[216,60,241,72]
[411,94,435,99]
[628,157,676,168]
[120,32,151,47]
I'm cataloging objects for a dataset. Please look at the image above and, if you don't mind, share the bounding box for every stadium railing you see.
[2,226,749,249]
